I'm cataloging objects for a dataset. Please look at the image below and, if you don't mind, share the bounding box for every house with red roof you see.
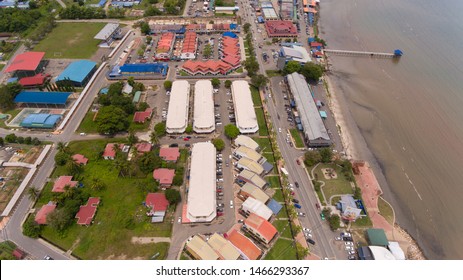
[5,52,46,78]
[226,229,262,260]
[181,31,197,60]
[18,73,50,88]
[75,197,100,226]
[153,168,175,187]
[264,21,297,37]
[135,142,152,154]
[310,41,324,51]
[182,60,234,75]
[243,213,277,245]
[159,147,180,162]
[72,154,88,165]
[145,192,170,222]
[52,176,78,193]
[155,32,175,60]
[102,143,125,160]
[34,202,56,225]
[133,108,153,123]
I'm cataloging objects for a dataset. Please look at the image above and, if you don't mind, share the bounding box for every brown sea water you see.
[319,0,463,259]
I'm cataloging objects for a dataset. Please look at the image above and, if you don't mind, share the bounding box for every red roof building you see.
[135,142,152,153]
[220,36,241,68]
[12,248,26,260]
[52,176,78,193]
[264,21,297,37]
[159,147,180,162]
[18,73,50,88]
[72,154,88,165]
[243,213,277,244]
[181,31,197,56]
[153,168,175,186]
[133,108,153,123]
[156,32,175,59]
[34,202,56,225]
[5,52,45,73]
[182,60,234,75]
[145,193,169,211]
[226,229,262,260]
[75,197,100,225]
[102,143,125,160]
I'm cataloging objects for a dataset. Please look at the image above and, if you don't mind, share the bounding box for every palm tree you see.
[66,159,82,176]
[149,131,159,145]
[27,186,39,200]
[57,142,68,153]
[90,177,105,191]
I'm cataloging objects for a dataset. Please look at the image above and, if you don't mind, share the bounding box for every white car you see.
[303,228,312,233]
[178,217,181,223]
[345,246,353,251]
[230,200,234,208]
[335,236,342,241]
[305,232,313,238]
[278,127,282,133]
[345,242,354,246]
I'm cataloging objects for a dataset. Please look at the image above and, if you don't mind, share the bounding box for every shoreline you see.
[321,56,427,259]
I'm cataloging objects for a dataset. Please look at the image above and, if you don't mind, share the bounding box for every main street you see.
[239,1,346,259]
[0,30,138,260]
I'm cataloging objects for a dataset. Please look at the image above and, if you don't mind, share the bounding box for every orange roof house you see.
[102,143,125,160]
[135,142,152,153]
[52,176,78,193]
[153,168,175,186]
[243,213,277,244]
[159,147,180,161]
[72,154,88,165]
[226,229,262,260]
[75,197,100,225]
[35,202,56,225]
[145,193,170,212]
[133,108,153,123]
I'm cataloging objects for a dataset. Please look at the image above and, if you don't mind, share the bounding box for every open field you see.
[290,128,304,148]
[34,22,106,59]
[250,86,262,107]
[36,139,174,259]
[264,238,297,260]
[254,108,268,136]
[253,137,272,153]
[76,111,98,134]
[313,163,354,204]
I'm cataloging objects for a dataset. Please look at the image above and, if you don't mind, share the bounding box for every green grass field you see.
[265,70,282,77]
[378,197,394,225]
[253,137,272,153]
[34,22,106,59]
[36,139,173,259]
[0,109,21,129]
[290,128,305,148]
[76,111,98,134]
[313,163,354,203]
[254,108,268,136]
[250,86,263,107]
[264,238,297,260]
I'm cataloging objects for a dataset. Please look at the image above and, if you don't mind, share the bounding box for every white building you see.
[186,142,217,223]
[234,135,260,151]
[166,80,190,133]
[193,80,215,133]
[241,197,273,221]
[231,80,258,134]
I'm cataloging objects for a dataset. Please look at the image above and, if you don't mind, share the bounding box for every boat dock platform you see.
[324,49,403,58]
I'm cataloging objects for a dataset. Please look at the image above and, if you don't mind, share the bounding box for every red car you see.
[291,191,295,196]
[217,212,224,216]
[216,189,222,193]
[183,137,190,141]
[296,159,301,165]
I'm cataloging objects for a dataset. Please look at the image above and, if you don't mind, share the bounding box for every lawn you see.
[37,139,174,259]
[0,64,4,71]
[254,108,268,136]
[34,22,107,59]
[0,108,21,129]
[253,137,272,153]
[276,207,288,219]
[273,220,293,239]
[264,238,297,260]
[313,163,354,204]
[265,70,282,77]
[0,241,16,260]
[378,197,394,225]
[290,128,305,148]
[76,111,99,134]
[250,86,262,107]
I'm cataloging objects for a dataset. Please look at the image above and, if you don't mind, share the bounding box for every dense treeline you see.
[59,5,106,19]
[0,8,42,33]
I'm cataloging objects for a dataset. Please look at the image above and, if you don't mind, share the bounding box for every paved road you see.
[0,31,136,260]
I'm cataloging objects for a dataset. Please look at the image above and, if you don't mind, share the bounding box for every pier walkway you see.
[324,49,402,58]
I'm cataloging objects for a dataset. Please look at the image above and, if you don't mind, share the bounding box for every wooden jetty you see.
[324,49,403,58]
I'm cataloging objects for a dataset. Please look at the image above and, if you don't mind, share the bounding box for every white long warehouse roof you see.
[187,142,217,222]
[231,80,258,134]
[287,73,331,147]
[193,80,215,133]
[166,80,190,133]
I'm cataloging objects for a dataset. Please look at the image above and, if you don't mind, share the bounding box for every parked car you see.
[348,255,356,260]
[296,159,301,165]
[169,143,179,147]
[348,250,356,255]
[307,238,316,245]
[345,242,354,246]
[344,246,353,251]
[303,228,312,233]
[217,212,224,216]
[320,212,325,220]
[294,203,302,209]
[217,203,224,207]
[297,212,306,217]
[295,182,300,188]
[183,137,190,141]
[292,199,299,203]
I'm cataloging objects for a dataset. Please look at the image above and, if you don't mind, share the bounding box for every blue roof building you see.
[20,114,62,129]
[266,199,283,215]
[56,60,97,87]
[223,32,238,38]
[110,63,168,78]
[14,91,72,107]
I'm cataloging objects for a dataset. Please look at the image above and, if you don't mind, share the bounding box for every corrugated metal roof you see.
[207,233,240,260]
[166,80,190,133]
[94,23,120,40]
[235,135,259,151]
[193,80,215,133]
[232,81,258,133]
[56,60,96,83]
[14,91,71,105]
[241,182,269,203]
[242,197,273,220]
[186,236,220,260]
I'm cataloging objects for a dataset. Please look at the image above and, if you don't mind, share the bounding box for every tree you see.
[328,214,340,231]
[23,217,42,238]
[224,124,240,139]
[211,78,221,88]
[164,80,172,91]
[5,133,17,143]
[172,174,183,186]
[137,102,149,111]
[185,125,193,134]
[127,130,138,145]
[138,152,162,173]
[57,142,69,154]
[24,136,32,145]
[66,158,83,176]
[32,137,41,146]
[319,148,333,163]
[165,189,181,204]
[149,131,159,145]
[283,61,302,75]
[301,62,324,82]
[154,122,166,138]
[296,242,309,259]
[90,177,105,191]
[212,138,225,151]
[47,208,72,233]
[224,80,232,89]
[140,21,150,35]
[251,74,269,88]
[203,43,212,58]
[55,151,70,166]
[243,23,251,34]
[244,58,259,75]
[304,150,321,166]
[95,105,129,135]
[127,76,135,87]
[353,187,362,200]
[27,186,39,200]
